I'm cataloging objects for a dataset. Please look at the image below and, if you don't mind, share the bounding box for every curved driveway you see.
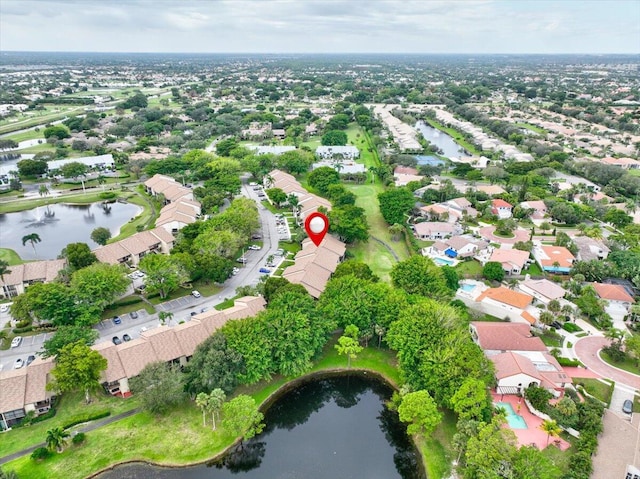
[574,336,640,390]
[478,226,530,245]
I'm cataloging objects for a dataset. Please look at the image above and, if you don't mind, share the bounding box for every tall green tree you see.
[390,256,451,301]
[328,204,369,243]
[42,325,99,358]
[335,325,363,368]
[139,254,188,300]
[196,392,209,427]
[48,341,107,404]
[71,263,129,320]
[207,388,226,430]
[129,361,185,414]
[90,227,112,246]
[185,332,245,394]
[450,378,491,422]
[397,390,442,436]
[465,416,518,479]
[221,395,265,443]
[378,188,416,225]
[61,242,97,271]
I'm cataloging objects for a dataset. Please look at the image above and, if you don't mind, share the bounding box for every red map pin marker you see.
[304,212,329,247]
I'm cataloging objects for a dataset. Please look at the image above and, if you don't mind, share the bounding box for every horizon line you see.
[1,51,639,56]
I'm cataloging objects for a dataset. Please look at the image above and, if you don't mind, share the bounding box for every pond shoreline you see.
[86,367,426,479]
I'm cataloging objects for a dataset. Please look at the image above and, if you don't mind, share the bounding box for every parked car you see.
[112,316,122,325]
[112,336,122,345]
[191,290,201,298]
[13,358,24,369]
[232,267,240,275]
[0,304,9,313]
[26,355,36,366]
[139,326,148,334]
[190,311,197,316]
[275,249,284,256]
[10,336,22,348]
[259,268,271,274]
[550,321,562,330]
[248,245,261,250]
[200,307,208,313]
[122,334,132,342]
[236,257,247,264]
[129,311,139,319]
[251,234,262,240]
[623,399,633,414]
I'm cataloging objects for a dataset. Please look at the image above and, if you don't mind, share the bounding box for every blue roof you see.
[543,266,571,274]
[445,248,458,258]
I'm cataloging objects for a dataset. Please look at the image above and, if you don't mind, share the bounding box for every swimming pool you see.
[434,257,454,266]
[495,402,528,429]
[460,283,476,292]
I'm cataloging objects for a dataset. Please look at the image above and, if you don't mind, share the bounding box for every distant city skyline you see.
[1,0,639,54]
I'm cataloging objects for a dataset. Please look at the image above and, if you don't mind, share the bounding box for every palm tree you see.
[22,233,42,256]
[207,388,226,430]
[287,194,300,217]
[540,419,562,446]
[196,392,209,427]
[46,427,70,453]
[539,311,555,327]
[548,299,561,314]
[158,311,173,325]
[97,175,107,191]
[0,259,11,298]
[561,304,575,321]
[38,184,50,198]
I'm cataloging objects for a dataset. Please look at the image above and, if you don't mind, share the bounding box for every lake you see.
[97,375,425,479]
[0,201,142,260]
[415,121,467,159]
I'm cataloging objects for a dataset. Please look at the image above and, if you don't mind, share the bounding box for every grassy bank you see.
[424,118,482,156]
[0,248,26,266]
[0,191,114,214]
[3,346,421,479]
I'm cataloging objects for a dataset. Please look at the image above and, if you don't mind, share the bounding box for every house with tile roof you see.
[517,278,567,305]
[0,259,66,299]
[532,243,575,274]
[266,169,332,221]
[282,235,346,298]
[572,236,609,262]
[519,200,548,223]
[0,357,55,430]
[144,174,194,204]
[491,351,572,396]
[413,221,460,240]
[469,322,547,356]
[592,283,636,314]
[424,236,490,260]
[93,227,174,266]
[475,287,535,323]
[486,248,531,275]
[94,296,265,397]
[491,199,513,218]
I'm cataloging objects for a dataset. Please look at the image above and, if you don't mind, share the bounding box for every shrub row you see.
[61,410,110,430]
[563,322,581,333]
[12,326,33,334]
[556,357,582,367]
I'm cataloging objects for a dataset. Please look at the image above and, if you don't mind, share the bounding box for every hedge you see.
[12,326,33,334]
[61,410,110,430]
[557,357,582,367]
[563,322,581,333]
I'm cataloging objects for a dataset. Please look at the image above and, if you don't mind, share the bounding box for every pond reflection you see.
[97,375,425,479]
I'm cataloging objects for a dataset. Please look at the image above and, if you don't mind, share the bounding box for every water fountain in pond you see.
[25,206,57,227]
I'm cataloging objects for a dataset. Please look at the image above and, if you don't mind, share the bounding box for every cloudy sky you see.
[1,0,639,54]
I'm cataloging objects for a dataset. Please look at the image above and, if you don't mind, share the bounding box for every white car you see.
[191,290,201,298]
[232,267,240,275]
[10,336,22,348]
[13,358,24,369]
[0,304,9,313]
[248,245,261,250]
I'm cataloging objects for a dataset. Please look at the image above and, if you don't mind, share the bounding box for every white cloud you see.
[0,0,638,53]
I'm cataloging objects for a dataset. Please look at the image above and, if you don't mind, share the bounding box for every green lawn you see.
[599,351,640,376]
[418,409,457,479]
[0,191,117,215]
[514,122,548,135]
[342,124,410,281]
[2,345,409,479]
[0,391,141,459]
[522,263,543,276]
[0,106,86,135]
[0,248,27,266]
[4,129,45,143]
[455,260,483,278]
[109,191,157,242]
[574,377,614,405]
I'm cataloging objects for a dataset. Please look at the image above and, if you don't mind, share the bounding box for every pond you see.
[415,121,468,159]
[97,375,425,479]
[0,201,142,260]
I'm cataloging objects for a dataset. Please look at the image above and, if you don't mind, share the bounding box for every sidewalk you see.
[0,408,140,465]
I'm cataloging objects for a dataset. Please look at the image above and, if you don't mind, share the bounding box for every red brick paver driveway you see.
[479,226,530,245]
[574,337,640,389]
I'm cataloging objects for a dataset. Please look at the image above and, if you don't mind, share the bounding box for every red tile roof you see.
[470,322,546,352]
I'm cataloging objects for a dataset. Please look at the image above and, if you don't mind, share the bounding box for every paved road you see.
[574,336,640,390]
[592,410,640,479]
[0,408,140,465]
[0,176,284,370]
